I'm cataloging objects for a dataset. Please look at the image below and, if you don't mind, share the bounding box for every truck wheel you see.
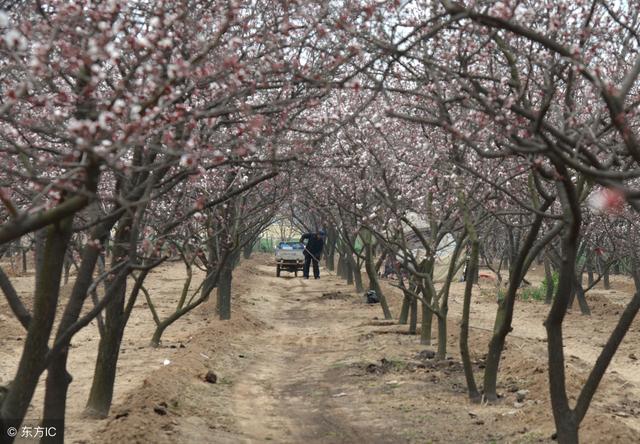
[276,264,281,277]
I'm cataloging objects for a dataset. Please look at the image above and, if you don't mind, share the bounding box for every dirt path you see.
[94,257,640,443]
[5,255,638,443]
[229,266,397,443]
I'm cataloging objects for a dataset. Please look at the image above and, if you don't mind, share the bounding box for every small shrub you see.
[520,285,544,301]
[519,271,559,302]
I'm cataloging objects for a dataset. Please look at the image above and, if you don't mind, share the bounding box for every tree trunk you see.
[348,253,364,293]
[42,355,72,444]
[84,217,133,418]
[0,219,72,438]
[353,266,364,293]
[84,273,126,418]
[586,256,594,287]
[242,240,253,260]
[337,252,346,279]
[421,271,436,345]
[544,255,554,304]
[150,323,168,348]
[363,239,391,319]
[574,278,591,316]
[482,209,548,402]
[325,250,335,271]
[472,260,479,283]
[434,239,460,359]
[545,174,581,444]
[483,301,507,402]
[554,414,580,444]
[460,238,481,402]
[408,297,417,335]
[398,294,411,324]
[217,260,234,320]
[63,253,72,285]
[325,228,336,271]
[43,214,115,442]
[421,300,433,345]
[436,314,447,360]
[346,255,354,286]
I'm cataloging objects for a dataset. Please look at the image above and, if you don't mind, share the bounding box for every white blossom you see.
[0,11,9,28]
[3,29,26,51]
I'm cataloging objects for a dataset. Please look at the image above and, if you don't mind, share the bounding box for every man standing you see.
[300,229,325,279]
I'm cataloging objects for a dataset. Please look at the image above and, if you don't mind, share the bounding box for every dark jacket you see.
[300,232,324,255]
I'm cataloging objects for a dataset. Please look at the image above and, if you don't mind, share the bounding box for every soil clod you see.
[415,349,436,360]
[204,370,218,384]
[515,389,529,402]
[153,403,168,415]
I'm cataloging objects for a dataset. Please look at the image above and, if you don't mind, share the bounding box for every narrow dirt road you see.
[229,265,398,443]
[220,260,640,443]
[90,256,640,443]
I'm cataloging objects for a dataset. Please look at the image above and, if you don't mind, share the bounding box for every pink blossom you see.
[588,188,625,215]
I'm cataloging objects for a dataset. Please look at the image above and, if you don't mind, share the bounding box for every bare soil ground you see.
[1,254,639,443]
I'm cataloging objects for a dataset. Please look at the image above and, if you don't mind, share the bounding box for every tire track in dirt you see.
[230,265,398,443]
